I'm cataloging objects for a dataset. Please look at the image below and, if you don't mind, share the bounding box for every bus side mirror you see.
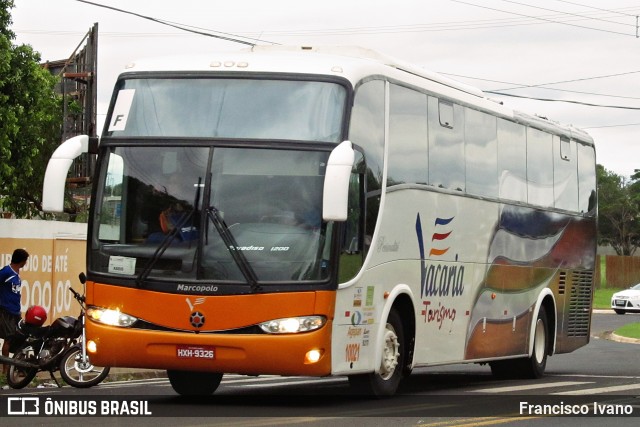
[322,140,355,222]
[42,135,96,212]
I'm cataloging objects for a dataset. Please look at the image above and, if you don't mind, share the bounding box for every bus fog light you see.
[305,349,323,364]
[87,340,98,353]
[259,315,326,334]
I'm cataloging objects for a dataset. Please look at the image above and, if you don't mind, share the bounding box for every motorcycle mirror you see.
[78,272,86,284]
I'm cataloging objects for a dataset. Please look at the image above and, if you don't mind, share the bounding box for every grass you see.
[593,287,618,310]
[614,322,640,340]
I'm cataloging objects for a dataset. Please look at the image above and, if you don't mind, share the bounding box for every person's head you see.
[11,248,29,267]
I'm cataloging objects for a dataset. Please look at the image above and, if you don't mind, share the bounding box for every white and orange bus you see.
[43,46,597,396]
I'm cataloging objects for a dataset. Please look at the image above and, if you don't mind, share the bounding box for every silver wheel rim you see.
[379,322,400,380]
[65,349,103,379]
[533,318,546,364]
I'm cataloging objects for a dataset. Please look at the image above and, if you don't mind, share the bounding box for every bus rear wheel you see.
[524,308,549,378]
[349,308,405,397]
[490,309,549,379]
[167,370,223,395]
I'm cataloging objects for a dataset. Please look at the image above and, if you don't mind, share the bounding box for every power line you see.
[154,18,277,45]
[249,6,640,36]
[20,4,640,38]
[484,90,640,110]
[490,70,640,92]
[73,0,267,46]
[497,0,636,28]
[552,0,638,18]
[441,71,640,100]
[450,0,637,37]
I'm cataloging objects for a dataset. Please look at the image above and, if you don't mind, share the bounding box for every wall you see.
[0,219,87,322]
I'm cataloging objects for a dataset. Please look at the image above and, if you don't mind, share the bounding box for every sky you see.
[9,0,640,178]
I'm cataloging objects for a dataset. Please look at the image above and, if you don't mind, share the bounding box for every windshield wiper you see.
[136,178,202,288]
[135,209,195,288]
[206,206,261,293]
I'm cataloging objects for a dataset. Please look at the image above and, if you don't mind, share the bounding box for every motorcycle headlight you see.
[259,316,326,334]
[87,306,137,327]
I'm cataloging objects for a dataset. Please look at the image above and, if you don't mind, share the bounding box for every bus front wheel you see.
[167,370,223,395]
[349,308,405,397]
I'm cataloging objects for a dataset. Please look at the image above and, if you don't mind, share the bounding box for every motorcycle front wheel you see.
[7,345,38,389]
[59,346,110,388]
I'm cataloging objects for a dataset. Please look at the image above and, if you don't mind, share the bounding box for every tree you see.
[0,0,62,218]
[597,165,640,256]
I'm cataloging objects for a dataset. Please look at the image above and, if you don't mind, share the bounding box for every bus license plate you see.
[176,345,215,359]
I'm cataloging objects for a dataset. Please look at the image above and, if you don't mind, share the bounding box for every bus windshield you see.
[91,146,333,287]
[105,78,346,142]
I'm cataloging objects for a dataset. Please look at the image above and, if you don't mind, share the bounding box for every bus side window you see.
[465,108,498,198]
[388,84,429,186]
[577,143,596,214]
[554,136,578,211]
[497,119,527,203]
[428,97,465,191]
[349,79,384,258]
[526,128,554,207]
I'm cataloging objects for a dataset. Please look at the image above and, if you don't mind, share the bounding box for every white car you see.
[611,283,640,315]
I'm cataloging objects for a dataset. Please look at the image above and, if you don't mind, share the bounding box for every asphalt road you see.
[1,312,638,426]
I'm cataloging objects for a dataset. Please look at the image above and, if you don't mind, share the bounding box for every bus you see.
[42,45,597,396]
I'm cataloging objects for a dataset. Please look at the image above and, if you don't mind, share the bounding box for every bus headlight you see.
[259,316,326,334]
[87,306,137,327]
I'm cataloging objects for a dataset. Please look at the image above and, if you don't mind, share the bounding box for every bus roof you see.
[120,45,593,145]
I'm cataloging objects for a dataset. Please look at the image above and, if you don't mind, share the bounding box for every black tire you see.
[525,309,549,378]
[349,308,405,397]
[489,359,514,379]
[6,345,38,389]
[59,346,111,388]
[614,309,626,315]
[490,309,549,379]
[167,370,223,395]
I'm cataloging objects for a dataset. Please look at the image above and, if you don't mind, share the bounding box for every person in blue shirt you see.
[0,248,29,375]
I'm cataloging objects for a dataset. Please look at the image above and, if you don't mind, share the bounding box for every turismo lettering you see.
[422,300,456,328]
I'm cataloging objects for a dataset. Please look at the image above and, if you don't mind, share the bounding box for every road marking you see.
[222,375,291,384]
[551,373,640,380]
[417,417,540,427]
[232,377,346,388]
[552,383,640,395]
[221,374,346,386]
[470,381,591,393]
[100,378,169,388]
[100,374,331,388]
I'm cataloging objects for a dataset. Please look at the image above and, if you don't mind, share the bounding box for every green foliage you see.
[0,0,15,40]
[0,1,62,218]
[597,165,640,256]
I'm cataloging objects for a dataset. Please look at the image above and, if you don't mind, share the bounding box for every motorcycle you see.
[3,274,110,389]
